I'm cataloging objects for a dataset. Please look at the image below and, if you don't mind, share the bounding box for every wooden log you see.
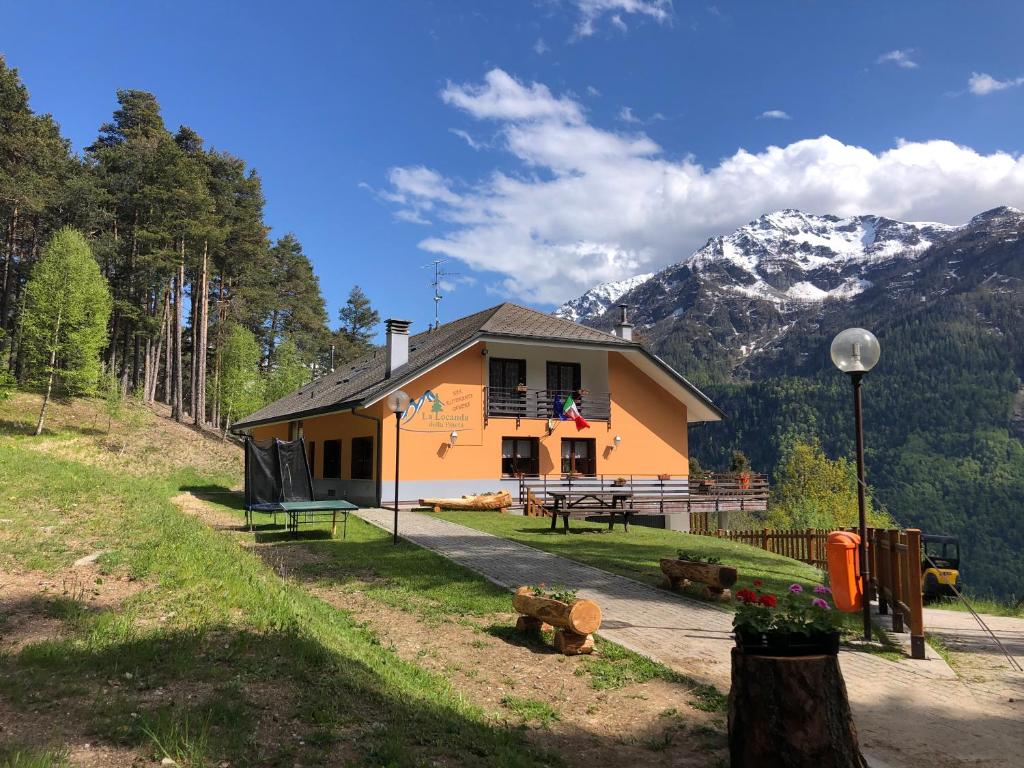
[728,649,867,768]
[419,491,512,511]
[659,558,738,590]
[515,616,553,632]
[512,586,602,635]
[554,630,594,655]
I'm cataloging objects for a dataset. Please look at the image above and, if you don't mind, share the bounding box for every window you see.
[502,437,539,477]
[308,441,316,477]
[489,357,527,416]
[323,439,342,479]
[561,438,596,476]
[351,436,374,480]
[546,361,581,394]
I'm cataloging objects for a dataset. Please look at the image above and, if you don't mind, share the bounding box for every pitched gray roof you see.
[232,302,715,429]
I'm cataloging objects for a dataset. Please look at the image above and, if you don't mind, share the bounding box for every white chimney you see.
[385,319,411,378]
[613,304,633,342]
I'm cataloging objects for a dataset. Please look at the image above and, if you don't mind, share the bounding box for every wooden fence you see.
[689,517,829,569]
[690,518,927,659]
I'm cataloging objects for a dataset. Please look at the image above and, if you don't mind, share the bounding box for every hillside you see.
[559,207,1024,599]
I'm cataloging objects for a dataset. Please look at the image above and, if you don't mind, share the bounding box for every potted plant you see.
[611,476,628,487]
[515,383,528,394]
[729,450,751,489]
[733,582,842,656]
[657,473,671,481]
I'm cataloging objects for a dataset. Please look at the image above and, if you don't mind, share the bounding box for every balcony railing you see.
[485,387,612,421]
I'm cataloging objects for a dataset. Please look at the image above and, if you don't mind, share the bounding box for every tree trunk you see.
[0,206,19,337]
[149,288,169,403]
[189,271,198,420]
[194,239,209,427]
[35,304,62,436]
[511,587,602,635]
[728,649,867,768]
[171,240,184,421]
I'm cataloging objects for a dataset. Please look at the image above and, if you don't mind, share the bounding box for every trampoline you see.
[244,437,357,537]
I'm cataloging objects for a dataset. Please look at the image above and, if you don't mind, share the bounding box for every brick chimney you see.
[385,319,412,378]
[613,304,633,342]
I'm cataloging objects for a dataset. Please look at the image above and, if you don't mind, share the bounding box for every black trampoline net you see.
[245,437,314,508]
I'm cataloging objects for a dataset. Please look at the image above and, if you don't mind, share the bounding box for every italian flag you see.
[561,394,590,431]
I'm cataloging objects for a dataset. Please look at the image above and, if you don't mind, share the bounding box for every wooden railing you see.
[517,472,768,516]
[689,521,928,659]
[869,527,925,659]
[486,387,612,421]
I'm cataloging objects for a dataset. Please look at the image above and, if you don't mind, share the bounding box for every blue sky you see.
[5,1,1024,333]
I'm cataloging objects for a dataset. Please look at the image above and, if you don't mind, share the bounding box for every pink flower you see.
[752,579,763,587]
[813,585,831,594]
[811,598,830,610]
[788,584,803,593]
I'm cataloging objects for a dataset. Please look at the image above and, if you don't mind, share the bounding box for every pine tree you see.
[20,228,111,434]
[339,285,380,347]
[262,234,328,362]
[0,57,79,363]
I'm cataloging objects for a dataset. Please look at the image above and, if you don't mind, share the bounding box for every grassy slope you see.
[434,511,824,598]
[0,394,555,767]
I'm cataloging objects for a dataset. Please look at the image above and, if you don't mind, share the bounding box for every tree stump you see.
[728,649,867,768]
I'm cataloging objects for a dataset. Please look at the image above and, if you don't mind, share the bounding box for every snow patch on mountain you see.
[554,273,653,321]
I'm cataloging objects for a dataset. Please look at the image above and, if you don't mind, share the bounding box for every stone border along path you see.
[355,508,1023,768]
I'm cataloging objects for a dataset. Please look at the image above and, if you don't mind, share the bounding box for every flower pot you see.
[734,630,840,657]
[737,473,750,490]
[657,473,671,481]
[611,478,627,487]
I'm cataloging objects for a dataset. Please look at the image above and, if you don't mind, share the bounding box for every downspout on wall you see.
[351,407,383,507]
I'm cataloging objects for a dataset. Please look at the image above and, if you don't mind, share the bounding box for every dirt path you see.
[922,606,1024,701]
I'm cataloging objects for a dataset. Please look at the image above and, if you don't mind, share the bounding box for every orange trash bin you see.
[827,531,863,612]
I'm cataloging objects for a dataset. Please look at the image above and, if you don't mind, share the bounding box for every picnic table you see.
[247,499,357,538]
[546,490,634,533]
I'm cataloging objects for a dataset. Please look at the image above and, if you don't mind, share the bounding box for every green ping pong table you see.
[247,499,358,538]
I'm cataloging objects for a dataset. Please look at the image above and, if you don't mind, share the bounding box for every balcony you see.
[485,386,612,422]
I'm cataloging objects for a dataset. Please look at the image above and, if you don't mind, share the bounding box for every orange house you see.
[232,303,724,506]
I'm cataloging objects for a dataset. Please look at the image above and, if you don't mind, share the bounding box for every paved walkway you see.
[356,508,1023,767]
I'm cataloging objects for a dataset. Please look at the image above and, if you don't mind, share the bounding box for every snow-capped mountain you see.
[554,273,653,322]
[557,206,1024,374]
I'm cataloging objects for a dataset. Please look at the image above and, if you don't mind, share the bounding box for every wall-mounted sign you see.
[401,386,480,440]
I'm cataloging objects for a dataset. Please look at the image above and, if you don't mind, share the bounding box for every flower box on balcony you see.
[515,384,528,393]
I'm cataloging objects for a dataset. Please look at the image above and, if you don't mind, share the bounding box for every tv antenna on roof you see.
[422,259,459,329]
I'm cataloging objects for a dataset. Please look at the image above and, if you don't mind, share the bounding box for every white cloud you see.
[968,72,1024,95]
[758,109,791,120]
[570,0,672,37]
[533,37,549,55]
[383,69,1024,304]
[586,85,601,97]
[618,106,641,123]
[449,128,486,150]
[878,49,918,69]
[441,69,583,123]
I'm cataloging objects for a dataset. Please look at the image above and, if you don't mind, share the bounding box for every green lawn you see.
[0,395,726,766]
[0,400,555,767]
[434,511,825,600]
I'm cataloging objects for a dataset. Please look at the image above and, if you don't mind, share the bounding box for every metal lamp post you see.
[830,327,881,642]
[386,390,411,545]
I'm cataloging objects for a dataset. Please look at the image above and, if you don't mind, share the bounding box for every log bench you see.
[512,586,602,655]
[660,558,738,600]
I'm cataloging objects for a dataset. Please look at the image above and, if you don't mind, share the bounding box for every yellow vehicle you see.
[921,534,960,602]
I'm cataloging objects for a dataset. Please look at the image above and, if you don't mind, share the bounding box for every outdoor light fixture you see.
[449,430,459,447]
[831,328,880,642]
[613,435,622,449]
[386,390,411,545]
